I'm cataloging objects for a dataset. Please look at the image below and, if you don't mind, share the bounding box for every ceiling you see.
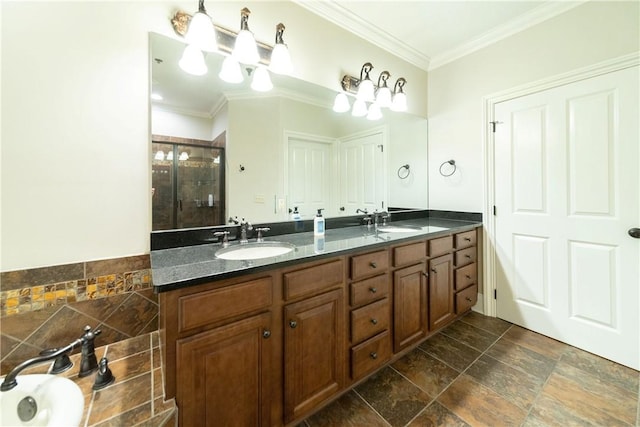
[294,1,585,70]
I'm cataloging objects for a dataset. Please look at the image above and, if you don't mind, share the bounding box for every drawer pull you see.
[465,254,471,259]
[369,287,377,293]
[370,318,378,325]
[262,329,271,339]
[369,261,378,268]
[465,275,471,279]
[370,352,378,360]
[465,297,473,302]
[289,320,297,329]
[464,237,472,242]
[422,272,429,278]
[431,268,437,273]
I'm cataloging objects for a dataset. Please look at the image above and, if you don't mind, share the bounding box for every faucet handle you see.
[255,227,270,242]
[214,231,230,247]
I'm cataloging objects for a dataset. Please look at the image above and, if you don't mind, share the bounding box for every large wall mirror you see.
[150,32,428,231]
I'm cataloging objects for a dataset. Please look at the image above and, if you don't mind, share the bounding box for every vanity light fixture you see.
[179,44,207,76]
[154,150,165,161]
[179,151,190,161]
[232,8,260,65]
[268,23,293,75]
[366,103,383,121]
[332,92,350,113]
[166,151,174,161]
[356,62,375,102]
[391,78,408,112]
[375,71,392,108]
[351,99,368,117]
[184,0,217,52]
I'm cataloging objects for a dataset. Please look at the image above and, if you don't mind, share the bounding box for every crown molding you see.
[292,0,431,70]
[427,1,587,70]
[295,1,587,72]
[151,103,213,119]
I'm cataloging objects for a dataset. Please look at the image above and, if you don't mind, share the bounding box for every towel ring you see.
[397,164,410,179]
[439,160,456,177]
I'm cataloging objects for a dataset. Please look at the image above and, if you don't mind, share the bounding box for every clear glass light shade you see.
[332,93,350,113]
[179,44,208,76]
[367,103,383,121]
[356,79,375,102]
[233,30,260,64]
[185,12,217,52]
[251,66,273,92]
[391,92,408,112]
[351,99,368,117]
[154,150,165,160]
[269,43,293,75]
[219,56,243,83]
[375,87,392,108]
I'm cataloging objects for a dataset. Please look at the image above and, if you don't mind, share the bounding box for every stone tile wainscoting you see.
[0,255,158,375]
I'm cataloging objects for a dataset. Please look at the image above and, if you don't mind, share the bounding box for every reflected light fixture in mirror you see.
[219,55,243,83]
[352,99,367,117]
[179,44,207,75]
[251,65,273,91]
[184,0,217,52]
[367,103,382,121]
[332,92,350,113]
[269,23,293,75]
[233,8,260,65]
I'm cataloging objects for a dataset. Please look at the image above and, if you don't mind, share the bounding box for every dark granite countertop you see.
[151,217,481,292]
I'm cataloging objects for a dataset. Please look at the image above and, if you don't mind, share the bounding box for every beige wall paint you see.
[428,1,639,212]
[1,1,427,271]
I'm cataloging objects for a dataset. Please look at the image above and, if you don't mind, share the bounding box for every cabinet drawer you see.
[393,241,427,267]
[455,247,477,268]
[429,235,453,257]
[351,330,392,380]
[350,274,389,307]
[456,284,478,314]
[351,250,389,281]
[178,277,272,332]
[455,230,477,249]
[455,263,477,291]
[283,259,344,301]
[350,298,390,344]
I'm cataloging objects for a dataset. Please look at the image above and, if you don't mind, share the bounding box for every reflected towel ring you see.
[397,164,410,179]
[439,160,456,177]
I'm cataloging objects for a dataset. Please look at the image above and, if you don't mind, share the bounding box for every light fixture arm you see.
[377,71,390,89]
[198,0,207,14]
[393,77,407,94]
[275,23,286,44]
[240,7,251,31]
[359,62,373,83]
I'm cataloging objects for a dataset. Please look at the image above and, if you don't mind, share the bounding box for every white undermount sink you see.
[215,242,295,260]
[0,374,84,427]
[376,225,424,233]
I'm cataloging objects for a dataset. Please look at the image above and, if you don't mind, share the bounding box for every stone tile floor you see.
[303,312,640,426]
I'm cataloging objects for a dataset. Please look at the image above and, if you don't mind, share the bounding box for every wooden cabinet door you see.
[176,312,272,427]
[429,254,455,330]
[393,263,427,353]
[284,289,345,423]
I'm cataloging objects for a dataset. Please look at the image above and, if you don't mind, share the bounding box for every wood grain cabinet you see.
[283,288,345,423]
[393,262,428,352]
[428,254,455,330]
[454,229,479,313]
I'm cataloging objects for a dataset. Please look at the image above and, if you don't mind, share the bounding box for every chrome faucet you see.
[214,230,230,247]
[356,208,369,215]
[1,325,101,391]
[373,210,389,228]
[239,218,252,244]
[255,227,270,243]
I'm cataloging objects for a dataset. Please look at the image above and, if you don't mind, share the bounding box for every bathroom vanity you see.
[152,217,480,426]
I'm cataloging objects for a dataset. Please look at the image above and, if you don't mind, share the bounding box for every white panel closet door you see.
[494,66,639,369]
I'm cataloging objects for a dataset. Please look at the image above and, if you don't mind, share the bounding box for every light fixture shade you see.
[185,11,217,52]
[269,43,293,75]
[154,150,165,160]
[357,79,375,102]
[333,92,350,113]
[179,44,207,76]
[367,103,383,121]
[376,87,392,108]
[219,56,243,83]
[233,30,260,64]
[166,151,174,161]
[391,92,407,112]
[179,151,189,161]
[352,99,368,117]
[251,66,273,92]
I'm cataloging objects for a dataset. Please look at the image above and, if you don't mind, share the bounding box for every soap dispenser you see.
[314,208,325,236]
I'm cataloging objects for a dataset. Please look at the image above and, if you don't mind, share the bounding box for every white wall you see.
[428,1,640,212]
[1,1,427,271]
[152,107,214,140]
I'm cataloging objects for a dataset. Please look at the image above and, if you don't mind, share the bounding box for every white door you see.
[339,131,386,215]
[287,136,335,219]
[494,66,639,369]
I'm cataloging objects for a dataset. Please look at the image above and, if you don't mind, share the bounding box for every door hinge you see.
[494,289,497,299]
[493,205,497,216]
[489,121,503,133]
